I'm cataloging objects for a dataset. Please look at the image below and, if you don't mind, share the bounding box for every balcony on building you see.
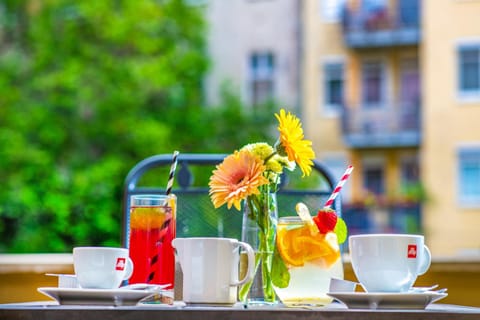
[344,201,422,235]
[341,100,421,148]
[341,0,421,49]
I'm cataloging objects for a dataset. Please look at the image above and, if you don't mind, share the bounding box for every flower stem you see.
[258,227,276,301]
[263,151,277,164]
[240,191,278,303]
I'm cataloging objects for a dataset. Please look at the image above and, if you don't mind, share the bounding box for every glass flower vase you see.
[239,192,278,305]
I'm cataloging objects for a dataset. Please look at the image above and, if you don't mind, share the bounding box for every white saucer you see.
[327,291,448,310]
[38,287,155,306]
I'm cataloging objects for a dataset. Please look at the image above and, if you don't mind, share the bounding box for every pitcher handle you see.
[231,241,255,286]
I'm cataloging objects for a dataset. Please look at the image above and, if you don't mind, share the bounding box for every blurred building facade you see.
[303,0,480,256]
[204,0,302,110]
[203,0,480,256]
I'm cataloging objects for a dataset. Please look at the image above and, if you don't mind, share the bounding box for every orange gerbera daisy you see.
[209,149,269,210]
[275,109,315,177]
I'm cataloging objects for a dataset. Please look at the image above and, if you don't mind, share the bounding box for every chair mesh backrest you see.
[122,153,340,247]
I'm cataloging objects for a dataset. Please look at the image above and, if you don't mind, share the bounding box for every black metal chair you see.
[122,153,341,248]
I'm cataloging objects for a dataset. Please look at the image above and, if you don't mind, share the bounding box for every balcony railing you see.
[343,202,422,236]
[341,2,421,48]
[341,101,421,148]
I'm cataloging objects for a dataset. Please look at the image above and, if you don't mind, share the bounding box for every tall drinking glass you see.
[273,216,343,306]
[128,194,176,289]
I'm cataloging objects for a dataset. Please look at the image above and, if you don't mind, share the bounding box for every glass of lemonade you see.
[273,216,343,306]
[128,194,176,289]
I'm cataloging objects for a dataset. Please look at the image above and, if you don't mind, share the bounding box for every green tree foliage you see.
[0,0,276,252]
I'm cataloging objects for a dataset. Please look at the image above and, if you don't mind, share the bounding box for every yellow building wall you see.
[342,45,419,202]
[346,52,360,107]
[422,0,480,255]
[304,0,419,205]
[302,0,347,160]
[304,0,480,256]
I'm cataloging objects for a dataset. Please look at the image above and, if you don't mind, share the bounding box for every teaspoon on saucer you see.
[120,283,171,291]
[409,284,439,292]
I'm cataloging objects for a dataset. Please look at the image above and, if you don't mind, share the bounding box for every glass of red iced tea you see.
[128,194,176,289]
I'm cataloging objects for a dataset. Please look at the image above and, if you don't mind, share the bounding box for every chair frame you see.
[122,153,341,247]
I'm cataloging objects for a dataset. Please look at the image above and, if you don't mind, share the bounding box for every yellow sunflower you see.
[209,149,269,210]
[275,109,315,177]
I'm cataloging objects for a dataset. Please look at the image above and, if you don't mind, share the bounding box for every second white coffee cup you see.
[349,234,431,293]
[73,247,134,289]
[172,237,255,305]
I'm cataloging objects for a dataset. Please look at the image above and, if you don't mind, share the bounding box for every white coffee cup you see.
[349,234,431,293]
[172,237,255,305]
[73,247,134,289]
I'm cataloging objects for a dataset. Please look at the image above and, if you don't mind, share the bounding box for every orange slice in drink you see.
[277,225,340,267]
[130,206,171,229]
[307,232,341,267]
[277,226,305,267]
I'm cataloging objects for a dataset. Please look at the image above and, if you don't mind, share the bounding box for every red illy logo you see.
[116,258,126,271]
[407,244,417,258]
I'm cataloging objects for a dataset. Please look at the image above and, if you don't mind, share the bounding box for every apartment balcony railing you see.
[341,101,421,148]
[341,2,421,48]
[343,202,422,236]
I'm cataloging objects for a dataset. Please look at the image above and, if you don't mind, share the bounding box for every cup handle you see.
[123,257,134,280]
[417,245,431,275]
[231,241,255,286]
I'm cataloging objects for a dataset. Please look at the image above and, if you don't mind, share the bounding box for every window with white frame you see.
[458,148,480,207]
[323,62,344,114]
[362,60,385,107]
[458,44,480,100]
[249,52,275,106]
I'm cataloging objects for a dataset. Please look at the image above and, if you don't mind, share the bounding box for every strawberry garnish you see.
[313,207,337,234]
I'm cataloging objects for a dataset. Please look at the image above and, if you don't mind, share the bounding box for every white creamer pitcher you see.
[172,237,255,305]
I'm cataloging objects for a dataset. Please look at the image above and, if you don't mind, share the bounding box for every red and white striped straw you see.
[324,165,354,208]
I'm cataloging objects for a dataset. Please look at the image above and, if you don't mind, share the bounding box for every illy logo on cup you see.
[116,258,126,271]
[407,244,417,258]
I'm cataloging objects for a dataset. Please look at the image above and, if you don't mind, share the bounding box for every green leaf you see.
[334,217,348,244]
[271,245,290,288]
